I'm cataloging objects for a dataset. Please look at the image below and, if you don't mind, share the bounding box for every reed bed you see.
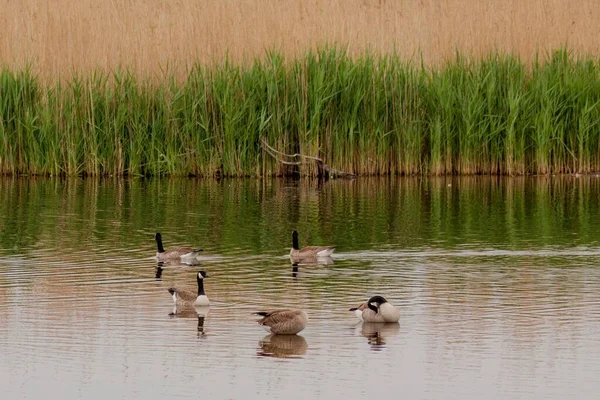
[4,1,600,78]
[1,49,600,177]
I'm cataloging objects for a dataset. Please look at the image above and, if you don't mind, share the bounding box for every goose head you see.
[367,295,388,313]
[197,271,210,279]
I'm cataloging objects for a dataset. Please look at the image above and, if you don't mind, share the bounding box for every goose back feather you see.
[155,232,203,264]
[254,309,308,335]
[289,230,335,259]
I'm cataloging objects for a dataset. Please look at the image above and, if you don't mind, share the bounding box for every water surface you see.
[1,176,599,399]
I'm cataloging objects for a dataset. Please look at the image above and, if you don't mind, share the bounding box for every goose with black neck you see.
[155,232,203,265]
[168,270,211,307]
[289,230,335,261]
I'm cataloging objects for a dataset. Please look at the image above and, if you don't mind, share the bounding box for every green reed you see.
[1,48,600,177]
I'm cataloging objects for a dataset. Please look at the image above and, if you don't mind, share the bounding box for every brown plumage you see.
[254,309,308,335]
[168,288,197,304]
[167,271,210,307]
[155,232,203,264]
[289,230,335,260]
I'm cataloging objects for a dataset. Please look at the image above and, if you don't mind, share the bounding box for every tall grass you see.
[4,1,600,78]
[2,49,600,177]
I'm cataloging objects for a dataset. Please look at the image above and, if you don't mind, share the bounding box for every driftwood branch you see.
[260,138,357,179]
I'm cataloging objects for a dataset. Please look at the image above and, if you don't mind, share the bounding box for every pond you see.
[1,176,599,399]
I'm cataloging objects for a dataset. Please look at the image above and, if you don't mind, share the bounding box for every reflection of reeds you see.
[2,50,600,177]
[1,176,599,255]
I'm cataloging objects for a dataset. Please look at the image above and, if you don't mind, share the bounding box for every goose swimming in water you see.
[167,270,210,307]
[349,296,400,323]
[155,232,203,265]
[289,230,335,260]
[254,309,308,335]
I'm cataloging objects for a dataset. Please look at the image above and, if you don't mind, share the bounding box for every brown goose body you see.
[289,230,335,259]
[168,271,210,307]
[254,309,308,335]
[155,232,203,264]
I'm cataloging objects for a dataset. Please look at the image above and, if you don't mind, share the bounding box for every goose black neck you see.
[197,276,205,296]
[292,231,299,250]
[156,234,165,253]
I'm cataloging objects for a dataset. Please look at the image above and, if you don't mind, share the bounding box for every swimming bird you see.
[289,230,335,260]
[349,296,400,323]
[254,309,308,335]
[167,270,210,307]
[155,232,203,264]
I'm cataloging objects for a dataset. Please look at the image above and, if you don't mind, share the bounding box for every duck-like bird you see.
[167,270,210,307]
[155,232,203,264]
[289,230,335,260]
[254,309,308,335]
[349,296,400,323]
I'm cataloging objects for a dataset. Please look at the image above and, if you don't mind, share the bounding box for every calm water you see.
[1,176,600,399]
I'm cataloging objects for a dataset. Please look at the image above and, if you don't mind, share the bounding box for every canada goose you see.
[349,296,400,323]
[258,334,308,358]
[289,230,335,260]
[254,309,308,335]
[167,270,210,307]
[155,232,203,264]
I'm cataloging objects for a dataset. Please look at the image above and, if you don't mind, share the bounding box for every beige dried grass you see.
[2,0,600,79]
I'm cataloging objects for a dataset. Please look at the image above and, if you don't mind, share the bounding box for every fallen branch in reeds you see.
[260,138,357,179]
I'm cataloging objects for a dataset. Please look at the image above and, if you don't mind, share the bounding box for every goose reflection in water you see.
[359,322,400,350]
[169,306,211,337]
[157,259,203,267]
[290,256,334,278]
[155,265,163,279]
[257,334,308,359]
[290,255,334,267]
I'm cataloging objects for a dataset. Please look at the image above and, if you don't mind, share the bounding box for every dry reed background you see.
[2,0,600,78]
